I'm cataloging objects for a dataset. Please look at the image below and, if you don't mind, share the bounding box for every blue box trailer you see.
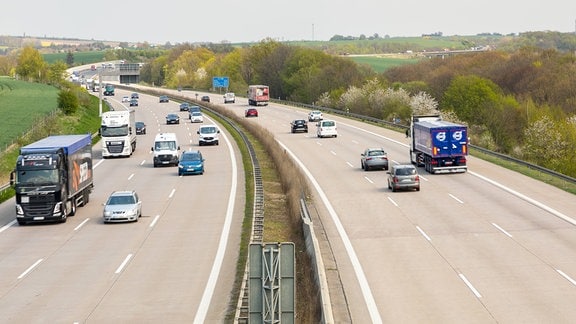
[11,134,94,225]
[409,115,468,173]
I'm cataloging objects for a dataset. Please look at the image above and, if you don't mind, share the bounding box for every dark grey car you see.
[361,148,389,171]
[166,113,180,124]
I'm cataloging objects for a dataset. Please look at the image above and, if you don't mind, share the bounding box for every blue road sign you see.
[212,76,229,88]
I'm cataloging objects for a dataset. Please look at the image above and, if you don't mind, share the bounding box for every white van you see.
[197,125,220,146]
[316,120,338,138]
[152,133,180,167]
[223,92,235,104]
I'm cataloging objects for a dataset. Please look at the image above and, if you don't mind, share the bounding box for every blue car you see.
[178,150,205,175]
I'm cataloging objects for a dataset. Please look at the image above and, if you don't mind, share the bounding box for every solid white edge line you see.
[193,129,238,324]
[469,171,576,226]
[18,258,44,279]
[276,139,383,324]
[115,254,133,274]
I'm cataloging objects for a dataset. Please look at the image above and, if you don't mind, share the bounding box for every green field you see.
[0,77,59,150]
[43,51,106,65]
[348,55,422,72]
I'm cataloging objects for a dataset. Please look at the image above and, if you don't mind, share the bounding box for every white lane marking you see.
[557,269,576,287]
[0,220,16,233]
[275,139,383,324]
[416,226,431,241]
[492,223,513,237]
[387,196,398,207]
[18,259,44,279]
[149,215,160,228]
[346,161,354,168]
[449,193,464,204]
[94,159,104,169]
[168,189,176,199]
[115,254,133,274]
[459,273,482,298]
[140,160,146,166]
[351,140,359,144]
[330,151,337,156]
[74,218,90,231]
[364,176,374,184]
[469,171,576,226]
[128,173,134,180]
[193,127,238,324]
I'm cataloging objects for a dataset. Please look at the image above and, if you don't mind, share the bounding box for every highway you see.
[0,90,245,322]
[2,83,576,323]
[212,94,576,323]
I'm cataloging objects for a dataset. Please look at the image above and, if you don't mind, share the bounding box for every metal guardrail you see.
[468,144,576,184]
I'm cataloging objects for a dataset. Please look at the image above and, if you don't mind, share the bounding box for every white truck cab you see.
[152,133,180,167]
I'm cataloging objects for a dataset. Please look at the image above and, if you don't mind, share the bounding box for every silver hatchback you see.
[103,191,142,223]
[387,164,420,192]
[361,148,389,171]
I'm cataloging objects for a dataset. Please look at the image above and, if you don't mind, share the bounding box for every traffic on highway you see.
[1,80,576,323]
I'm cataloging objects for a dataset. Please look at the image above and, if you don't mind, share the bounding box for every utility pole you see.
[98,69,102,116]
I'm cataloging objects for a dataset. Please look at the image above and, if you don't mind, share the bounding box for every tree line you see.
[5,33,576,178]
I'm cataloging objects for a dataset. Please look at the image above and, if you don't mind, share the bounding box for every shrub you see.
[58,89,79,115]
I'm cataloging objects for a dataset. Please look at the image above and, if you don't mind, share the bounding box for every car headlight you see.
[103,210,112,217]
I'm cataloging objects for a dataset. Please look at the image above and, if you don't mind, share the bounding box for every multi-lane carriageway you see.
[1,86,576,323]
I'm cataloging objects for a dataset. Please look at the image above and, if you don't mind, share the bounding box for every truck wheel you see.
[69,200,76,216]
[84,191,90,205]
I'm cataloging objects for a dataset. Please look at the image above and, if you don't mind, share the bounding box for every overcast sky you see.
[2,0,575,44]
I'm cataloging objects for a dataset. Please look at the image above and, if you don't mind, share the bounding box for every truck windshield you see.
[101,126,129,137]
[17,169,59,184]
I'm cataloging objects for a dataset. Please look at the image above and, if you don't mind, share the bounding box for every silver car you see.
[103,191,142,223]
[387,164,420,192]
[361,148,389,171]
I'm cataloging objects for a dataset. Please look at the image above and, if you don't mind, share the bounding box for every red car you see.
[245,108,258,117]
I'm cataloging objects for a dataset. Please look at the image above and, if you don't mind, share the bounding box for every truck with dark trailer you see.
[10,134,94,225]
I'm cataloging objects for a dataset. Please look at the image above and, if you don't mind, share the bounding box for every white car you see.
[197,124,220,146]
[308,110,323,122]
[122,96,130,102]
[316,120,337,138]
[190,111,204,123]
